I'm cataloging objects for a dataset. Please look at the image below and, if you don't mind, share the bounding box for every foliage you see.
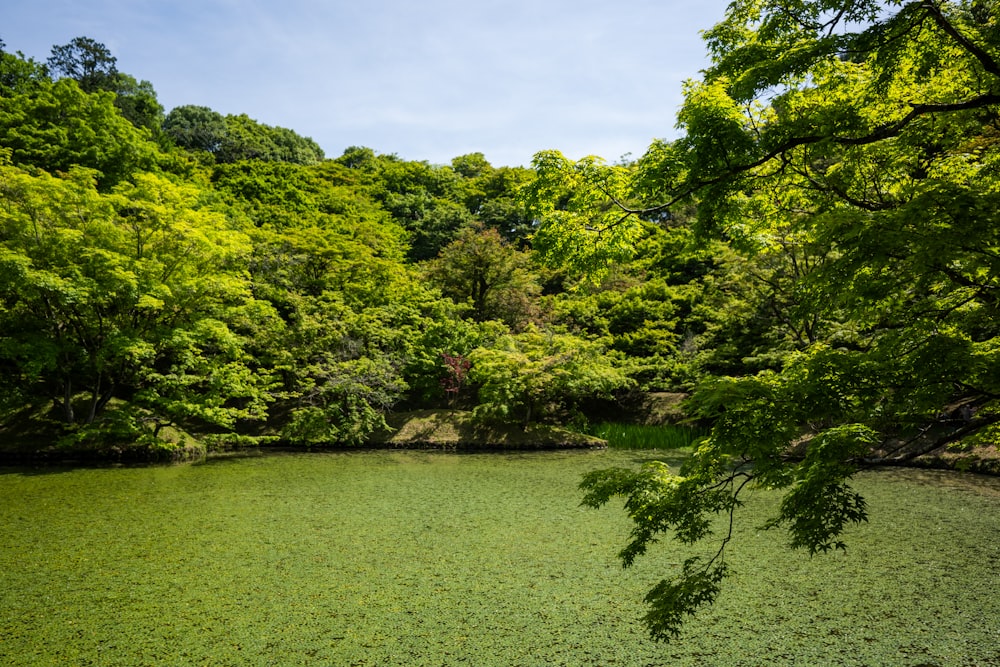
[2,25,999,657]
[522,150,647,282]
[162,105,227,155]
[399,313,508,405]
[363,154,477,261]
[217,113,325,164]
[425,224,540,328]
[468,327,633,427]
[574,0,1000,641]
[0,47,48,96]
[214,160,427,445]
[47,36,164,132]
[337,148,536,261]
[439,352,472,404]
[0,76,157,188]
[584,422,709,450]
[46,36,118,94]
[270,296,413,446]
[163,105,324,164]
[453,155,537,243]
[546,223,732,390]
[0,164,275,441]
[111,73,164,132]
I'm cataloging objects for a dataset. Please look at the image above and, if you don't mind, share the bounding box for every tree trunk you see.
[86,372,101,425]
[62,377,74,424]
[95,381,116,416]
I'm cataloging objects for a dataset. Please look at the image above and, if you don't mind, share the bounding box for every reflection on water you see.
[862,466,1000,497]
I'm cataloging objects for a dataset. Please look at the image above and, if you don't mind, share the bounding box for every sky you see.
[4,0,733,167]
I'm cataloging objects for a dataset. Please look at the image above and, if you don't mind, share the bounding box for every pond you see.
[1,449,998,666]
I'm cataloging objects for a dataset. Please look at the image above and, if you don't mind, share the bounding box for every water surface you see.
[1,450,997,666]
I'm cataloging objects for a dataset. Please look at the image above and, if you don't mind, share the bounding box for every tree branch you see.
[864,412,1000,465]
[921,0,1000,79]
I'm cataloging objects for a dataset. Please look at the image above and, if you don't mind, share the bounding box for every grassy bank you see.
[584,422,709,449]
[369,409,607,450]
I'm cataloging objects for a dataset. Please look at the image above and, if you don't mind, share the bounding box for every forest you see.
[1,0,999,642]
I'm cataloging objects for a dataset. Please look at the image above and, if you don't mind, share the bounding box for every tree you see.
[578,0,1000,641]
[210,157,429,444]
[47,37,118,93]
[0,165,276,443]
[216,114,324,164]
[112,73,164,132]
[162,107,324,164]
[373,157,476,261]
[474,165,536,244]
[163,105,228,156]
[0,46,49,96]
[521,150,647,282]
[468,328,633,428]
[266,124,325,164]
[399,308,508,406]
[45,37,165,132]
[451,152,492,179]
[0,77,156,187]
[426,224,540,328]
[272,296,410,447]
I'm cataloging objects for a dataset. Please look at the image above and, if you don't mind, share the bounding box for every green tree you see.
[0,165,275,443]
[468,328,633,428]
[343,152,477,260]
[272,296,411,447]
[111,73,164,132]
[521,150,646,282]
[163,105,228,156]
[546,222,731,391]
[474,165,536,244]
[451,152,492,179]
[162,107,324,165]
[45,37,164,132]
[210,157,430,444]
[0,77,156,187]
[217,114,324,165]
[0,45,49,96]
[401,311,507,406]
[579,0,1000,641]
[426,224,540,328]
[46,36,118,93]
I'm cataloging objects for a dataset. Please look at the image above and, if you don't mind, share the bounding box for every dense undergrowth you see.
[584,422,709,450]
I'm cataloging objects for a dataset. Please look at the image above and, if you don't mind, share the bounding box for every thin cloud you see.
[4,0,730,166]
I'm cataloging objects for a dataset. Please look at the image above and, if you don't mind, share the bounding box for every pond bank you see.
[0,409,606,466]
[3,407,998,474]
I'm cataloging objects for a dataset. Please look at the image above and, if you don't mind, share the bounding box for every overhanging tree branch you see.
[921,0,1000,79]
[599,89,1000,230]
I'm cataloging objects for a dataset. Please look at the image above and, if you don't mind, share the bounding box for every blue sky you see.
[4,0,733,167]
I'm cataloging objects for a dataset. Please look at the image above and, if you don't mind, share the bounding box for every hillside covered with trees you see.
[0,35,730,456]
[2,0,999,640]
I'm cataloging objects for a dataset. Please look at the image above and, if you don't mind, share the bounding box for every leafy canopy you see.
[580,0,1000,641]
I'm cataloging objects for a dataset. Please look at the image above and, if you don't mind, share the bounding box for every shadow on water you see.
[0,446,331,475]
[0,444,622,475]
[0,457,189,476]
[863,465,1000,497]
[4,445,997,499]
[621,450,690,469]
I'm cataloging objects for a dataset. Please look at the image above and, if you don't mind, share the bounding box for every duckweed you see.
[0,451,997,666]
